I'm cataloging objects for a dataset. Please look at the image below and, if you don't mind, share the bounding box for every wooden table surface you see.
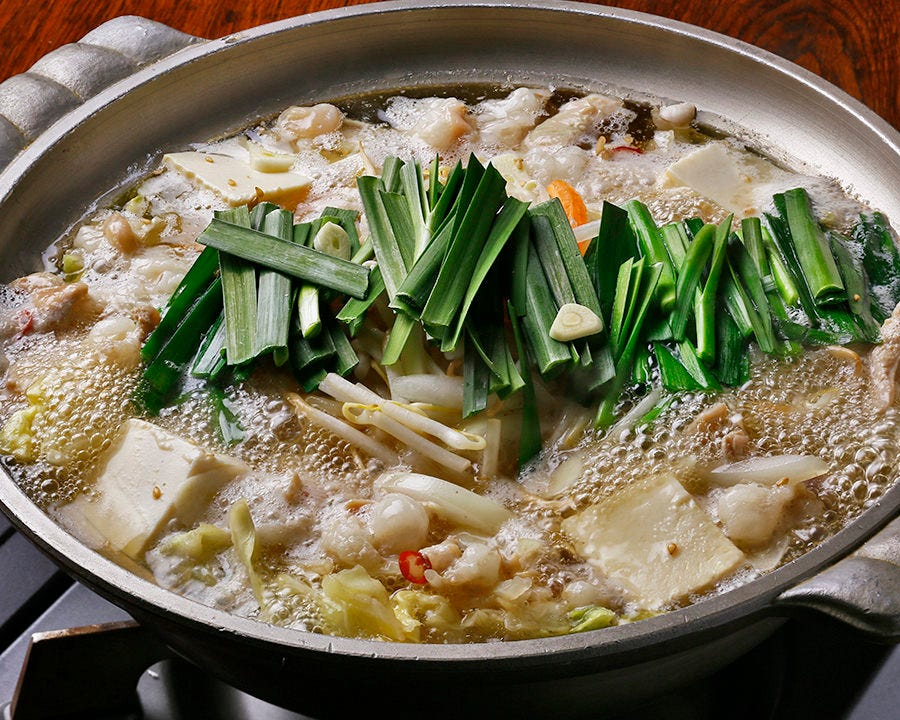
[0,0,897,131]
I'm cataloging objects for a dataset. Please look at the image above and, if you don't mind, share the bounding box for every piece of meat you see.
[869,302,900,408]
[722,429,750,461]
[687,401,729,434]
[30,282,95,333]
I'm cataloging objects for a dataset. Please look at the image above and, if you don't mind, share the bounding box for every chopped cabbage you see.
[229,499,264,606]
[391,589,462,642]
[568,605,618,633]
[320,565,413,642]
[160,523,232,562]
[0,406,39,462]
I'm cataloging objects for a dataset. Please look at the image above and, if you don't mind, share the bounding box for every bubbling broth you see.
[0,84,898,643]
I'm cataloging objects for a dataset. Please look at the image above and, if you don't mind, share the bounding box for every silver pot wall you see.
[0,3,899,717]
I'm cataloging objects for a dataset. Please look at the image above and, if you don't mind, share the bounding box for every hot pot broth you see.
[0,85,897,643]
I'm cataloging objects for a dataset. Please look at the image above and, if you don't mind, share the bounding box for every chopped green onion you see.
[381,313,417,367]
[625,199,676,311]
[530,198,603,317]
[191,313,226,379]
[695,215,732,363]
[381,156,404,193]
[445,199,529,350]
[463,331,492,418]
[762,225,800,307]
[730,240,776,353]
[329,320,359,378]
[583,201,639,320]
[677,338,721,391]
[199,217,369,299]
[420,162,508,339]
[142,277,224,404]
[215,207,257,367]
[521,243,576,376]
[659,222,690,270]
[850,212,900,321]
[255,209,294,364]
[595,263,663,429]
[713,310,749,386]
[654,343,702,392]
[829,230,880,342]
[391,217,454,316]
[781,188,844,304]
[531,213,576,307]
[508,300,542,467]
[670,223,715,341]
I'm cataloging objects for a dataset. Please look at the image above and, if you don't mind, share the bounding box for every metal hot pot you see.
[0,2,898,717]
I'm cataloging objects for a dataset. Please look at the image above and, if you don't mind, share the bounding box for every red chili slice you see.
[612,145,644,155]
[398,550,431,584]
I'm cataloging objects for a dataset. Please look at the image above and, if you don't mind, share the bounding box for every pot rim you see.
[1,0,899,669]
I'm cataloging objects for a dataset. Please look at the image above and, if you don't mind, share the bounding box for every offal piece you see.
[869,302,900,408]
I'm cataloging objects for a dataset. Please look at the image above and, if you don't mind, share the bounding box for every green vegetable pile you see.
[136,154,900,468]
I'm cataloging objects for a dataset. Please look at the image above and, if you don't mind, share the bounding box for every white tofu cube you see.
[60,419,248,559]
[561,473,745,609]
[163,151,310,207]
[662,142,784,216]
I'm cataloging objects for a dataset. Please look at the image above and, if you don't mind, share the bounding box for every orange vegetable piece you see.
[546,179,588,228]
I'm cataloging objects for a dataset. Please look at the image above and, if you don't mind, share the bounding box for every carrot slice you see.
[577,238,592,256]
[546,179,588,228]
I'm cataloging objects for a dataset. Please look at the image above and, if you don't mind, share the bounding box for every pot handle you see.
[775,515,900,640]
[0,16,199,170]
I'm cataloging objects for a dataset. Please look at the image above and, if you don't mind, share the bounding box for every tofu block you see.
[561,473,745,609]
[163,151,310,207]
[662,142,782,216]
[60,419,248,559]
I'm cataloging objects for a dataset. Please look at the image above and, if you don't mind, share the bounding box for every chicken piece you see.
[869,302,900,408]
[430,542,502,592]
[5,274,100,337]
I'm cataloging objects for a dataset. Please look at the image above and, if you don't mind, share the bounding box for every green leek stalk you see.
[624,199,676,311]
[781,188,844,304]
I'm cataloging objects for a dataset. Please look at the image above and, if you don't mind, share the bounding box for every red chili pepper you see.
[612,145,643,155]
[398,550,431,584]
